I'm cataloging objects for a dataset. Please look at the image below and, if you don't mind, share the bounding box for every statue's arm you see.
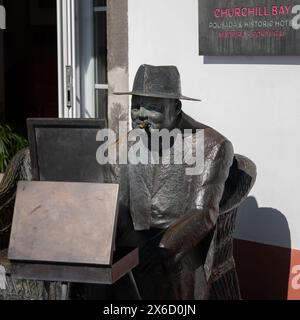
[159,140,234,260]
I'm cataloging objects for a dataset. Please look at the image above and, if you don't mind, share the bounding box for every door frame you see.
[56,0,78,118]
[56,0,129,130]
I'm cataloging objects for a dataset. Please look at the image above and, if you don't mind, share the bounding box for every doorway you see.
[56,0,108,119]
[2,0,58,136]
[0,0,108,137]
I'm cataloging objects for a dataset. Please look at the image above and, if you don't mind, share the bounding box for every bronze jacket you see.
[109,112,234,258]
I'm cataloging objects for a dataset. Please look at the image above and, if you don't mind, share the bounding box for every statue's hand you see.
[158,220,187,259]
[158,208,217,260]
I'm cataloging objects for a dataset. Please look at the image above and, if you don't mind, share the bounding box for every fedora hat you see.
[114,64,201,101]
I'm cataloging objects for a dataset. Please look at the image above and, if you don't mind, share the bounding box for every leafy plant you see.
[0,124,28,173]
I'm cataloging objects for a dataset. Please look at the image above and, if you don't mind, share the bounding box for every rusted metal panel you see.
[8,181,119,266]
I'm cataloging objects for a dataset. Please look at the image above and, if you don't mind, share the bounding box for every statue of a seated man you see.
[0,64,237,300]
[110,64,234,300]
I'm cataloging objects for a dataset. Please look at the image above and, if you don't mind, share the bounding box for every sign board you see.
[199,0,300,55]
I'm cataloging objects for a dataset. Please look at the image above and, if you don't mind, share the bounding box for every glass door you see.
[56,0,107,119]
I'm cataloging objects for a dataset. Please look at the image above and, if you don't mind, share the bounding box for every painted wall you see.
[128,0,300,250]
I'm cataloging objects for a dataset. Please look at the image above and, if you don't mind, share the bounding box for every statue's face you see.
[131,95,180,132]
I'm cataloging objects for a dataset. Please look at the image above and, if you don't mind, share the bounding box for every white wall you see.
[128,0,300,250]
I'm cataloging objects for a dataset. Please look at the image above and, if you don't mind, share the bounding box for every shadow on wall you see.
[233,196,291,300]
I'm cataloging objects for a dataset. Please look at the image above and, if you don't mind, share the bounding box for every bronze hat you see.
[114,64,201,101]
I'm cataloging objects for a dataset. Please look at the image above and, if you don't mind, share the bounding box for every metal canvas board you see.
[8,181,119,266]
[27,118,107,182]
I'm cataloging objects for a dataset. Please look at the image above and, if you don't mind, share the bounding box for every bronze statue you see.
[111,64,243,300]
[0,64,256,300]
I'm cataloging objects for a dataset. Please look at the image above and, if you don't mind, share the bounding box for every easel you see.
[7,181,139,300]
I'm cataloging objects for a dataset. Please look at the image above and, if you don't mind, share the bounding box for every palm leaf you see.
[0,123,28,172]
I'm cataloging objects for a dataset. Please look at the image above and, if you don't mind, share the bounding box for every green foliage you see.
[0,124,28,173]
